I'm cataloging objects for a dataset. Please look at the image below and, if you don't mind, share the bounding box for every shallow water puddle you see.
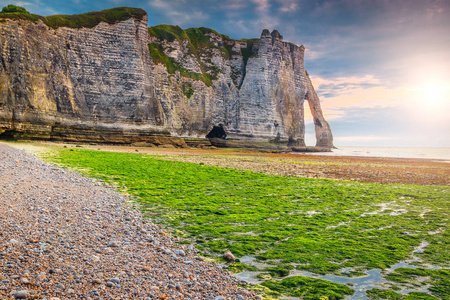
[234,241,440,299]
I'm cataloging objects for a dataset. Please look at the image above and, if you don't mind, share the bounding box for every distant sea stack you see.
[0,6,333,149]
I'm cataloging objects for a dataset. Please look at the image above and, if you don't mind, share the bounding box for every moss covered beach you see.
[3,142,450,299]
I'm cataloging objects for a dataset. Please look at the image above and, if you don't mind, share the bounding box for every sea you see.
[307,146,450,161]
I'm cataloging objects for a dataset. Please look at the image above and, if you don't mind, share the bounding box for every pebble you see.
[110,277,120,284]
[14,290,28,299]
[106,281,115,287]
[107,241,120,247]
[223,250,236,261]
[0,144,257,299]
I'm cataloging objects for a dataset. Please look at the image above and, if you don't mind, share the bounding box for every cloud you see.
[146,0,209,26]
[3,0,59,15]
[148,0,172,9]
[7,1,33,6]
[221,0,247,11]
[251,0,270,14]
[321,105,450,147]
[308,75,394,114]
[251,15,280,31]
[108,0,126,4]
[277,0,298,12]
[247,0,283,34]
[305,71,450,147]
[313,75,381,98]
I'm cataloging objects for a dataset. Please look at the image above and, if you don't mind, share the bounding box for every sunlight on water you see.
[308,146,450,161]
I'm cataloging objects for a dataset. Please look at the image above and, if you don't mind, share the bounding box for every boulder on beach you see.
[223,250,235,262]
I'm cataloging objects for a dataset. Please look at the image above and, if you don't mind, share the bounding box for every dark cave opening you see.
[206,124,227,139]
[0,130,15,140]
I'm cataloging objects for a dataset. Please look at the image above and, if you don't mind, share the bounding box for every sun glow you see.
[411,78,450,112]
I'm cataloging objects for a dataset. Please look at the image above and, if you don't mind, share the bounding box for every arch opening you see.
[304,101,316,146]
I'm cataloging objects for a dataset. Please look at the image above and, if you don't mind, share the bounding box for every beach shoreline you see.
[7,141,449,186]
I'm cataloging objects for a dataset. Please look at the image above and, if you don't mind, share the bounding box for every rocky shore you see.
[0,144,257,299]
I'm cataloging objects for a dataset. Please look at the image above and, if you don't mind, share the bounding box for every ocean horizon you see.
[306,146,450,161]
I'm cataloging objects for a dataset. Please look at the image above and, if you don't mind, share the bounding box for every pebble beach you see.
[0,144,256,300]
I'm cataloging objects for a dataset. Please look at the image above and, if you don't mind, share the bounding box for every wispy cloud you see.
[3,0,60,15]
[251,0,270,14]
[108,0,126,4]
[221,0,247,11]
[147,0,171,9]
[277,0,298,12]
[147,0,209,26]
[312,75,381,98]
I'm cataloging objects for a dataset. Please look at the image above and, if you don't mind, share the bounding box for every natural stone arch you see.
[304,80,334,148]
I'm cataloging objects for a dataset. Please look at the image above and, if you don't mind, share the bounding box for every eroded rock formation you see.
[0,7,333,148]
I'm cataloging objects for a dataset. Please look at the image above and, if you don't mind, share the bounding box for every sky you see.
[2,0,449,147]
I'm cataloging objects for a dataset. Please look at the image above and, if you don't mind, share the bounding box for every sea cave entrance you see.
[206,124,227,139]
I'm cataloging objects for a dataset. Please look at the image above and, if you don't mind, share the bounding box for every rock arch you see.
[304,76,334,148]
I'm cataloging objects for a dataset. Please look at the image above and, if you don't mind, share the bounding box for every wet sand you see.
[28,142,449,186]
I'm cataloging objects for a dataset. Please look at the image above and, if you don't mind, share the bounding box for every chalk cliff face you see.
[0,8,333,147]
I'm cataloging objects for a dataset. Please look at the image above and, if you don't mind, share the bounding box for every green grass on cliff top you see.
[0,6,146,29]
[147,25,237,87]
[148,24,259,62]
[147,24,259,87]
[46,148,450,299]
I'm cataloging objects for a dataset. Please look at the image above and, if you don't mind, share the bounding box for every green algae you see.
[227,262,258,273]
[383,268,450,299]
[47,149,450,299]
[367,289,439,299]
[262,276,355,299]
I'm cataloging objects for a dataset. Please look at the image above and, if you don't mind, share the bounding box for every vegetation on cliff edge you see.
[148,42,215,86]
[0,5,146,29]
[148,24,259,88]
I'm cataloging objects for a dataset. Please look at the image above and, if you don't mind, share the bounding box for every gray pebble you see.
[106,281,115,287]
[14,290,28,299]
[110,277,120,284]
[107,241,119,247]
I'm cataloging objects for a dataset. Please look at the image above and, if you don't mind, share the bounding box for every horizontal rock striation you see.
[0,7,333,148]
